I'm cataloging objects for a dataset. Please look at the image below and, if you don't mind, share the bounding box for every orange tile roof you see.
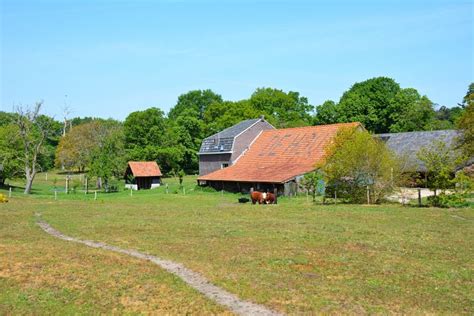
[128,161,162,177]
[198,122,361,183]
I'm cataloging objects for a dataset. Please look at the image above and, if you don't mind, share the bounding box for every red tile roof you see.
[128,161,162,177]
[198,122,361,183]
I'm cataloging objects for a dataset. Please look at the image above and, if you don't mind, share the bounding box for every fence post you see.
[418,188,422,207]
[366,185,370,204]
[65,176,70,194]
[9,187,12,198]
[54,190,57,201]
[94,191,97,200]
[166,183,169,194]
[130,188,133,197]
[334,189,337,205]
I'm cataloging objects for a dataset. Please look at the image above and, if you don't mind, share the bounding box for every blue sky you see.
[1,0,472,120]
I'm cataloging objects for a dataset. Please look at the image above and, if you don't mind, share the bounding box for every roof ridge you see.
[260,122,360,133]
[203,118,260,140]
[377,129,458,136]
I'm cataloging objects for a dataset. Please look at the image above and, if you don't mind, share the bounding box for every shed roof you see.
[376,130,460,172]
[198,122,361,183]
[199,118,266,154]
[128,161,162,177]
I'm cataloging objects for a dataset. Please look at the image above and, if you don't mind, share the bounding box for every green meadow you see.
[1,172,473,314]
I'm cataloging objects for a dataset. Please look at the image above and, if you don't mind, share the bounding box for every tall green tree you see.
[457,83,474,157]
[89,125,126,190]
[388,88,435,132]
[124,107,166,148]
[335,77,437,133]
[314,100,338,125]
[203,100,263,135]
[249,88,313,128]
[55,121,116,172]
[168,89,223,120]
[0,124,23,184]
[0,111,16,126]
[337,77,401,133]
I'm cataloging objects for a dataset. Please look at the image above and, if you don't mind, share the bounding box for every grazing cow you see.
[265,192,276,204]
[250,191,266,204]
[250,191,276,205]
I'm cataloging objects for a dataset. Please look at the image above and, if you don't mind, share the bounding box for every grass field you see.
[1,172,473,314]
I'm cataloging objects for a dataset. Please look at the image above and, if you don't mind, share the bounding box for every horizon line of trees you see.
[0,77,472,194]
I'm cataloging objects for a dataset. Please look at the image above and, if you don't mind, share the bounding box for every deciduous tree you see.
[0,124,23,184]
[322,127,401,203]
[250,88,313,128]
[15,102,55,194]
[457,83,474,157]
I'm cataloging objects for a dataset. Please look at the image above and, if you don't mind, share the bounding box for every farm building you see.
[376,129,473,182]
[376,130,463,172]
[198,116,274,176]
[198,122,361,195]
[124,161,162,190]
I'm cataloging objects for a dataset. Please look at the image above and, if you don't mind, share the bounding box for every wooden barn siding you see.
[231,120,275,162]
[199,153,232,176]
[207,180,285,195]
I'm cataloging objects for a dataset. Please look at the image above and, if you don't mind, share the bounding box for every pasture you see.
[1,173,473,314]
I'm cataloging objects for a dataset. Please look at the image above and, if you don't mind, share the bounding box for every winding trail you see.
[35,214,282,316]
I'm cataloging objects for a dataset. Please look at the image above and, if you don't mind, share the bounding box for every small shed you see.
[125,161,162,190]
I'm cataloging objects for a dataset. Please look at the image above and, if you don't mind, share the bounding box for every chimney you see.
[260,115,265,121]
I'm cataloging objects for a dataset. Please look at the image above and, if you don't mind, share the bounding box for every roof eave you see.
[198,151,233,155]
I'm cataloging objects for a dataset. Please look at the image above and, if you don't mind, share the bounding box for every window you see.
[221,163,229,169]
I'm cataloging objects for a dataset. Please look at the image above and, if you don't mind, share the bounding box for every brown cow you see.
[250,191,266,204]
[265,192,276,204]
[250,191,276,205]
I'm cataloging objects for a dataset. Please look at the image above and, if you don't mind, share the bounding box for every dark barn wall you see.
[206,181,284,195]
[199,153,232,176]
[231,120,274,162]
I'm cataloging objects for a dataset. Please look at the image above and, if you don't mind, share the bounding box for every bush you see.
[0,193,8,203]
[322,127,402,204]
[427,193,469,208]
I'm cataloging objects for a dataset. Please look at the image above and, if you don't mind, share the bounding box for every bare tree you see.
[16,101,53,194]
[62,99,72,137]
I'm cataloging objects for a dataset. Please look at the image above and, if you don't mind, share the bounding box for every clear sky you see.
[1,0,472,120]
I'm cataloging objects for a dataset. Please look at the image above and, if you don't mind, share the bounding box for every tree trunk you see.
[24,171,35,194]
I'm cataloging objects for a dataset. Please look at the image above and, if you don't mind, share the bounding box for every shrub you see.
[322,127,402,203]
[0,193,8,203]
[427,193,469,208]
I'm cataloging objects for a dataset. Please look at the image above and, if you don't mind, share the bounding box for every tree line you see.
[0,77,472,194]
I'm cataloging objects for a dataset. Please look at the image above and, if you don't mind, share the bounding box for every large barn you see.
[199,116,274,176]
[198,122,361,195]
[376,130,462,173]
[376,129,474,181]
[125,161,162,190]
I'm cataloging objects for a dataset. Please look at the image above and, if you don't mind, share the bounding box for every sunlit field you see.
[1,172,473,314]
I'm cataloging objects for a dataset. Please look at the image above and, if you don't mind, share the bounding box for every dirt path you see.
[35,215,282,316]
